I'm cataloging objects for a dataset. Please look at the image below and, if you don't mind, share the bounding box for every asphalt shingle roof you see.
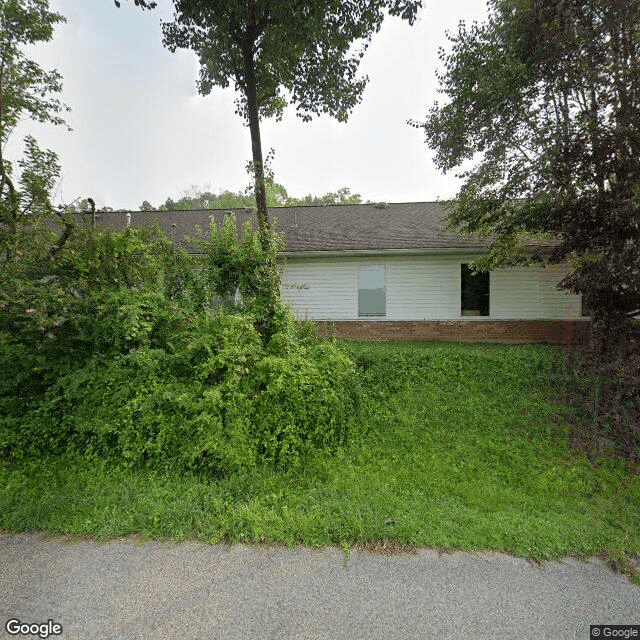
[91,202,553,253]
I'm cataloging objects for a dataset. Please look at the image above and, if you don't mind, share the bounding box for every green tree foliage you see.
[419,0,639,348]
[0,218,354,474]
[64,198,118,214]
[154,186,257,212]
[114,0,156,8]
[161,0,410,339]
[0,0,70,257]
[418,0,639,458]
[162,0,420,235]
[288,187,363,207]
[141,183,362,211]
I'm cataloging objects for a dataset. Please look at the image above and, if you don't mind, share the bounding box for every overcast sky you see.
[11,0,489,210]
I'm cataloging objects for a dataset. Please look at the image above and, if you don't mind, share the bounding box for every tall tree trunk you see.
[242,43,279,342]
[242,45,270,246]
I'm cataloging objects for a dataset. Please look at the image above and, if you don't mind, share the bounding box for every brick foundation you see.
[314,320,592,345]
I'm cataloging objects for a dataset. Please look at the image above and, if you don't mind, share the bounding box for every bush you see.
[2,313,354,474]
[0,220,355,475]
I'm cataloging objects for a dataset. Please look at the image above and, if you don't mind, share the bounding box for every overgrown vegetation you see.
[1,0,637,579]
[563,346,640,462]
[0,217,353,474]
[1,342,637,578]
[1,199,637,570]
[0,0,356,480]
[418,0,640,460]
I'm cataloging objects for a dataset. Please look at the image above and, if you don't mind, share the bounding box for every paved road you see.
[0,534,637,640]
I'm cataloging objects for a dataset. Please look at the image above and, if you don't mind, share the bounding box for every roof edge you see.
[117,201,452,215]
[278,245,555,258]
[278,248,486,258]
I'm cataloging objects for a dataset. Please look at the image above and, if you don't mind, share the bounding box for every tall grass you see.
[1,342,638,573]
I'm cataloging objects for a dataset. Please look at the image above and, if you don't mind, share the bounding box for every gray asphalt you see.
[0,534,637,640]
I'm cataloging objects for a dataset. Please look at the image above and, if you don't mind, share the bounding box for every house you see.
[94,202,591,345]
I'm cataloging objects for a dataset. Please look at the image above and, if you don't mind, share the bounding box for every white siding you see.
[491,264,581,319]
[280,254,582,321]
[385,255,460,320]
[280,259,357,320]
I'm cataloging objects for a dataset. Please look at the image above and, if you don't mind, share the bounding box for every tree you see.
[162,0,421,243]
[140,182,362,211]
[114,0,156,9]
[154,185,255,211]
[159,0,419,342]
[0,0,69,257]
[418,0,639,355]
[288,187,362,207]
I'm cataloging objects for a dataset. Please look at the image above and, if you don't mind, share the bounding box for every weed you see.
[0,342,637,573]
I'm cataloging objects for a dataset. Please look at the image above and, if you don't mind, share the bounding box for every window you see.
[461,264,489,316]
[358,265,386,316]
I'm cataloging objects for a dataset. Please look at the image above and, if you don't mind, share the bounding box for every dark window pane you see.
[581,295,591,317]
[461,264,490,316]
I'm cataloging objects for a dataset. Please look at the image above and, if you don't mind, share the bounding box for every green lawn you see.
[1,341,638,576]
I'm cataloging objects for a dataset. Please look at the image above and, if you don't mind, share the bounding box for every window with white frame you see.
[358,265,386,317]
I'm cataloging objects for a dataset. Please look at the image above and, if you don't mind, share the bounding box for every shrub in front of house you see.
[0,221,355,475]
